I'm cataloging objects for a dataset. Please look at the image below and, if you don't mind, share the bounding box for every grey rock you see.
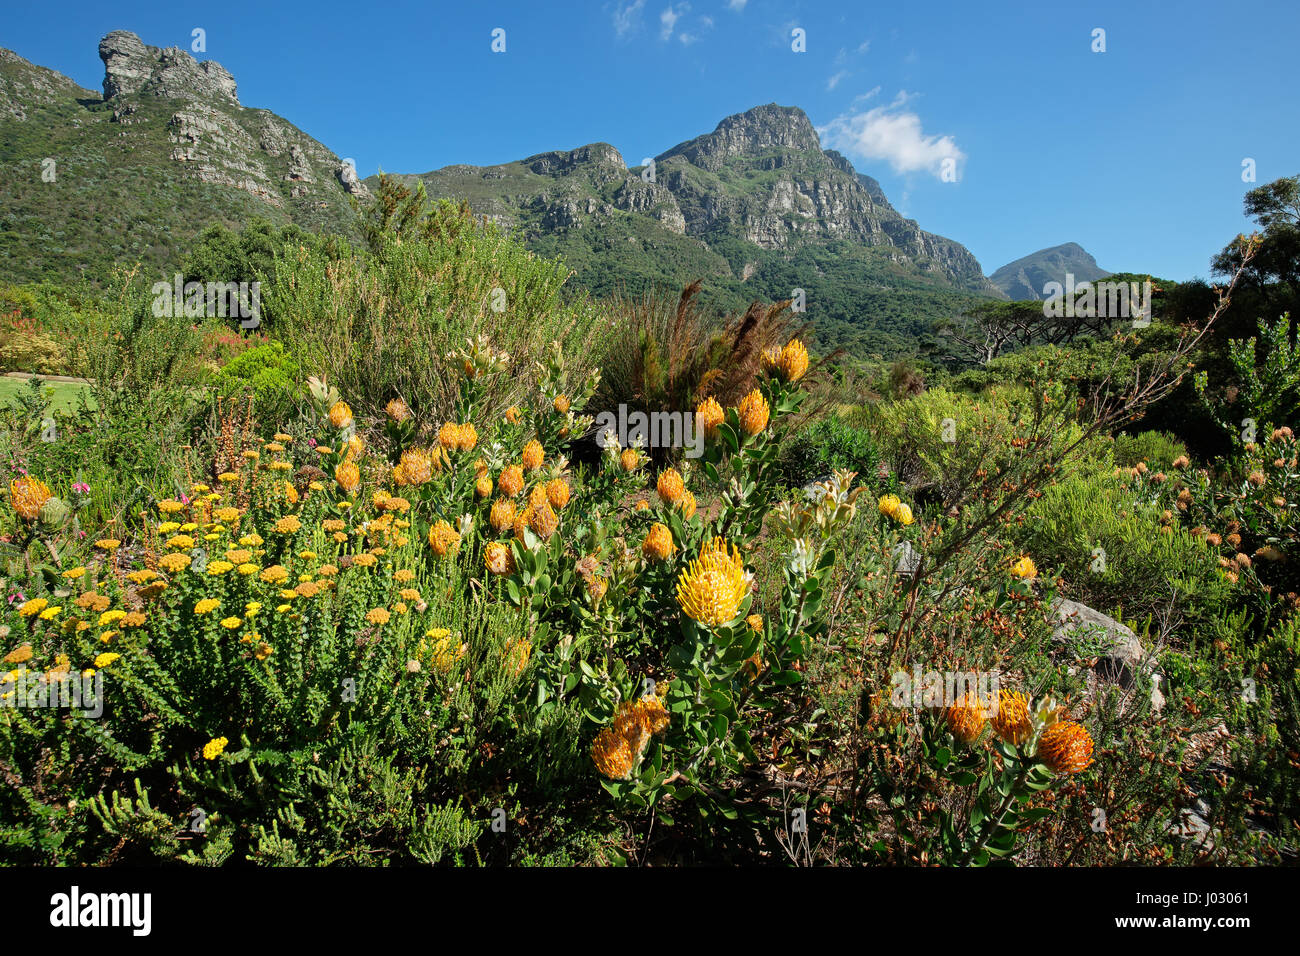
[1052,598,1163,711]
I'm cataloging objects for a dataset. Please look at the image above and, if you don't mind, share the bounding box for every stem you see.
[960,759,1030,866]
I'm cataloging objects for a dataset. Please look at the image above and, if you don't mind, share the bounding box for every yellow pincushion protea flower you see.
[771,340,809,383]
[522,439,545,471]
[328,401,353,429]
[656,467,685,506]
[945,694,988,746]
[457,423,478,452]
[484,541,515,576]
[334,460,360,493]
[592,696,671,779]
[528,485,548,511]
[202,736,229,760]
[878,494,901,519]
[475,474,493,498]
[345,434,365,460]
[990,690,1033,745]
[385,397,411,423]
[894,503,914,526]
[1010,556,1037,580]
[642,523,675,561]
[553,394,570,414]
[1036,721,1094,774]
[427,520,461,557]
[505,405,521,424]
[746,613,763,632]
[10,477,53,520]
[736,388,770,436]
[437,422,461,451]
[404,448,436,485]
[695,396,724,439]
[676,538,749,628]
[498,464,524,497]
[546,477,570,510]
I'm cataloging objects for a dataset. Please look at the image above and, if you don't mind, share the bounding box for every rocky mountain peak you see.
[658,103,822,170]
[99,30,238,104]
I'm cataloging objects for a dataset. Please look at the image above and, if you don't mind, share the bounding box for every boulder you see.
[1052,598,1164,711]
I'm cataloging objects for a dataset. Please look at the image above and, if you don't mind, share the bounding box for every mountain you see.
[0,32,365,285]
[381,104,1002,357]
[0,31,1000,360]
[989,242,1110,300]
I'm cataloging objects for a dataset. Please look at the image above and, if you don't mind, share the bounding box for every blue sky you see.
[4,0,1297,282]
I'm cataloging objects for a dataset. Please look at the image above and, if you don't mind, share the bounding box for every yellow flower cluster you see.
[877,495,914,525]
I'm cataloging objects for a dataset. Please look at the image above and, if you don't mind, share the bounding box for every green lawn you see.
[0,376,96,414]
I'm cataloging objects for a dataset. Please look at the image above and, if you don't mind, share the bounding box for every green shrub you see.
[1111,429,1188,468]
[212,342,300,421]
[1009,460,1231,631]
[779,415,880,486]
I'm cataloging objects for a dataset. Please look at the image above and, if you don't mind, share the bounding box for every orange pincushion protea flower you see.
[676,538,748,628]
[592,696,670,779]
[528,502,559,540]
[945,694,988,746]
[678,489,697,520]
[484,541,515,576]
[427,520,461,557]
[328,401,353,429]
[737,389,770,436]
[642,523,675,561]
[400,448,433,486]
[656,468,685,506]
[990,690,1033,745]
[765,340,809,383]
[334,460,360,493]
[553,394,570,414]
[695,396,724,439]
[475,474,493,498]
[1036,721,1094,774]
[498,465,524,497]
[10,477,52,520]
[385,397,411,423]
[619,449,640,472]
[522,439,545,471]
[590,728,636,780]
[545,477,570,510]
[489,498,516,533]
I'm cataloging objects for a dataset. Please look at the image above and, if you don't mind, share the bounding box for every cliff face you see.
[0,31,364,283]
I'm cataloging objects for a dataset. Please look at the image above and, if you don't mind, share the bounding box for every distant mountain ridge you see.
[385,103,1001,356]
[989,242,1110,300]
[0,31,1003,358]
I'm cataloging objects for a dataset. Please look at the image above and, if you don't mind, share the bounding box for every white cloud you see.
[679,31,698,44]
[818,99,965,180]
[853,85,882,104]
[827,70,850,91]
[727,0,748,10]
[856,39,870,54]
[660,4,687,41]
[613,0,646,38]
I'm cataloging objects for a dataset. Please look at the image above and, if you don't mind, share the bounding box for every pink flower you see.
[308,438,317,448]
[180,493,191,505]
[72,482,90,494]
